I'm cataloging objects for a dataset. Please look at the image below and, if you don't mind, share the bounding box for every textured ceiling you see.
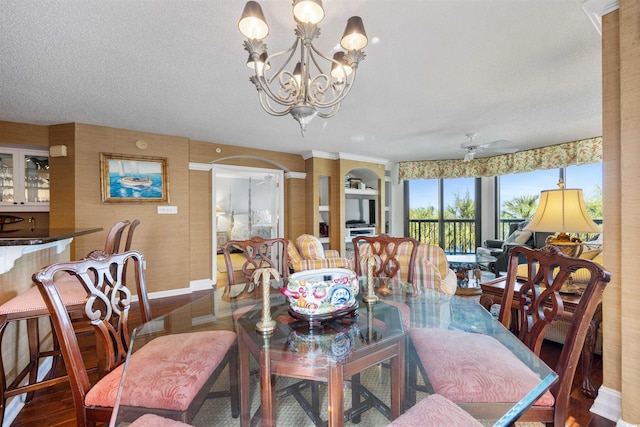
[0,0,602,163]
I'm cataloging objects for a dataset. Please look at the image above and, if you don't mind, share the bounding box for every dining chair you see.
[386,393,483,427]
[0,219,137,423]
[221,236,289,302]
[34,250,239,426]
[102,220,131,254]
[408,245,610,427]
[128,413,193,427]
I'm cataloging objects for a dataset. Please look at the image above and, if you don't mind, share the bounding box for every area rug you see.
[187,362,544,427]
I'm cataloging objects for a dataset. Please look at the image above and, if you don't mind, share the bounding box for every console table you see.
[479,278,600,398]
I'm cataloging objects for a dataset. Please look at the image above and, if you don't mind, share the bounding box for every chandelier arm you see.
[316,103,341,119]
[263,40,299,86]
[312,72,357,109]
[257,91,294,117]
[250,41,302,109]
[305,43,360,109]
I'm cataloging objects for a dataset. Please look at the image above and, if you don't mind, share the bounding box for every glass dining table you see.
[110,278,558,427]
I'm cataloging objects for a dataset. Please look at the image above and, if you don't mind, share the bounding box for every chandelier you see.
[238,0,368,135]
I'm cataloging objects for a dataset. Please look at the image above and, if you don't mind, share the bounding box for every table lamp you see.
[523,180,600,257]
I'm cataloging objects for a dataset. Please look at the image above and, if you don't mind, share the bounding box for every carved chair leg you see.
[581,318,598,398]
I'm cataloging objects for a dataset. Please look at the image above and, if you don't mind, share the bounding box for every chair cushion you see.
[0,277,85,315]
[409,328,555,406]
[386,394,483,427]
[129,414,192,427]
[295,234,326,260]
[85,330,236,411]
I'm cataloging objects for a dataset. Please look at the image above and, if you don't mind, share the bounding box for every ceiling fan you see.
[460,133,519,162]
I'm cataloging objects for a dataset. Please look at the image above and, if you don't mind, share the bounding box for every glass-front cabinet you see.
[0,147,50,211]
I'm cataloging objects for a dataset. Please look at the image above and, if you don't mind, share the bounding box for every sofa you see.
[351,240,458,295]
[477,220,553,274]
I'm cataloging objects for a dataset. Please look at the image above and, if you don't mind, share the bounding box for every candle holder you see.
[252,267,279,333]
[361,253,380,304]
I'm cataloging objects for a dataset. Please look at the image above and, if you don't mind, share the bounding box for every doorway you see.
[212,164,284,275]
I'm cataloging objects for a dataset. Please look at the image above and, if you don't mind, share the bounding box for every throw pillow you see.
[502,230,532,249]
[295,234,326,260]
[579,249,602,260]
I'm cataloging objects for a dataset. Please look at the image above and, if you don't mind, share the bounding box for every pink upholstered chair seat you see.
[0,277,85,315]
[85,330,236,411]
[409,328,554,406]
[129,413,193,427]
[387,393,484,427]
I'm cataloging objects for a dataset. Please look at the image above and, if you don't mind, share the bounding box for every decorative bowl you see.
[281,268,359,316]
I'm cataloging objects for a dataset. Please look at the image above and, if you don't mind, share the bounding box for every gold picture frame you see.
[100,153,169,203]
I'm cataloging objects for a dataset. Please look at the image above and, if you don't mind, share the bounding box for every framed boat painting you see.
[100,153,169,203]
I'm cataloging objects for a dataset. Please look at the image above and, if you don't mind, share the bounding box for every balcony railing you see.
[408,218,603,254]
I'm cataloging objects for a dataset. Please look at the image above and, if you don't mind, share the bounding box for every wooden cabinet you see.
[0,147,50,212]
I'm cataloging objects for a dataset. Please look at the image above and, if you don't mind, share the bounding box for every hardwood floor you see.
[9,290,613,427]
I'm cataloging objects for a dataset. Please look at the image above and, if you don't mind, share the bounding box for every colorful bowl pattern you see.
[282,268,359,316]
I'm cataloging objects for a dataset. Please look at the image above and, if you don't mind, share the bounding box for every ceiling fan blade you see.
[478,139,512,148]
[485,147,519,154]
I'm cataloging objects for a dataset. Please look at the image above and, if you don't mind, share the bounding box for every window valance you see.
[398,137,602,180]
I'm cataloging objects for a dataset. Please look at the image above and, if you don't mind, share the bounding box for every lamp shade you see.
[239,1,269,40]
[340,16,368,51]
[524,188,601,233]
[330,52,353,79]
[292,0,325,24]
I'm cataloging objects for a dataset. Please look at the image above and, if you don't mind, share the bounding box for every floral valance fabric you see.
[398,137,602,180]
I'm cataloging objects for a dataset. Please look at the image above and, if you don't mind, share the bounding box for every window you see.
[498,164,602,239]
[408,177,477,254]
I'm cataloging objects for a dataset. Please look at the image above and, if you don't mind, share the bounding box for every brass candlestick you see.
[252,268,279,333]
[362,253,380,304]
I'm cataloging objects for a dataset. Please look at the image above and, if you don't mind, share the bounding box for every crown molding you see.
[302,150,389,165]
[581,0,620,35]
[302,150,338,160]
[337,152,389,165]
[285,171,306,180]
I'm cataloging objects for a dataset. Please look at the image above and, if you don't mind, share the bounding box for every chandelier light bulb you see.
[293,0,325,25]
[340,16,368,51]
[238,1,269,40]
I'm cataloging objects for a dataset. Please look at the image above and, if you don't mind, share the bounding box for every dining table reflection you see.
[110,278,558,427]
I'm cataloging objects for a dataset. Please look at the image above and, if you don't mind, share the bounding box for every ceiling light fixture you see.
[238,0,368,136]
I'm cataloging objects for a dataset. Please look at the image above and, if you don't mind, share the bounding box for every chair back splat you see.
[221,237,289,302]
[353,234,419,292]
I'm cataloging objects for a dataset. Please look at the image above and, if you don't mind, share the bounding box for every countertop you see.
[0,228,103,246]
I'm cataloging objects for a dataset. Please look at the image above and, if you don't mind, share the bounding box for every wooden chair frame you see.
[34,250,238,426]
[0,219,140,423]
[408,245,610,427]
[221,236,289,302]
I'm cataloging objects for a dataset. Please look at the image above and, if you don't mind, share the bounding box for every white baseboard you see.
[129,279,215,303]
[590,385,621,422]
[189,278,216,292]
[2,357,53,427]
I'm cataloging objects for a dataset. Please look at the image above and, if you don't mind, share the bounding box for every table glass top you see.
[111,278,557,427]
